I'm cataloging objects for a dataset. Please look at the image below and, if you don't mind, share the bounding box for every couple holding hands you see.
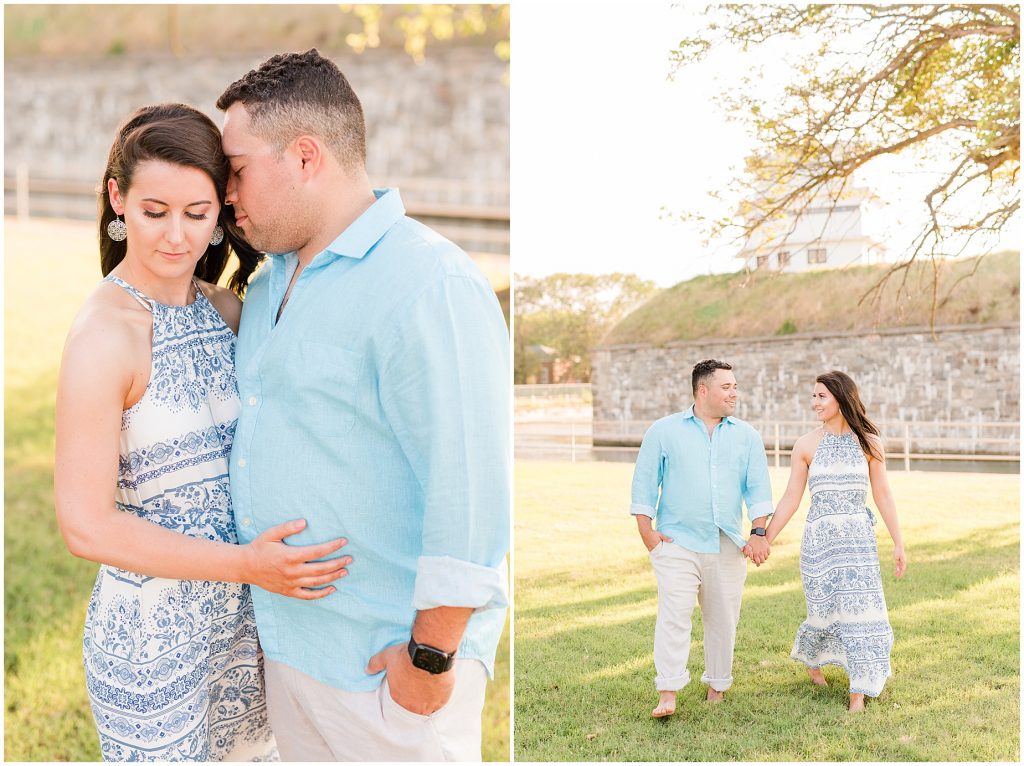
[632,359,907,718]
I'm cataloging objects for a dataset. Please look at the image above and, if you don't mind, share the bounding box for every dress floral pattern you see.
[83,276,276,761]
[791,430,894,696]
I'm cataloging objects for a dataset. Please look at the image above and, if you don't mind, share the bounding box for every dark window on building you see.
[756,254,769,270]
[808,248,827,264]
[778,251,791,269]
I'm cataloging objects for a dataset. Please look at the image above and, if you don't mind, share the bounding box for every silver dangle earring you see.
[107,215,127,242]
[209,225,224,246]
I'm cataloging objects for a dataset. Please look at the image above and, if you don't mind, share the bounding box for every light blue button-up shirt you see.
[630,406,773,553]
[230,188,509,692]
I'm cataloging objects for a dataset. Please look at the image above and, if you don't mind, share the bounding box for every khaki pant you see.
[650,532,747,692]
[264,657,487,762]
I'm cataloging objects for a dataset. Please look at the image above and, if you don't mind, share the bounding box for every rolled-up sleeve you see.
[630,424,663,518]
[379,271,510,612]
[743,429,774,522]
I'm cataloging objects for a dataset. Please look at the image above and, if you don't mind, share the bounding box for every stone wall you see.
[592,323,1020,455]
[4,47,508,205]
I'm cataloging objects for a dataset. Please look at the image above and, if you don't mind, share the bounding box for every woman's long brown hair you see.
[816,370,884,462]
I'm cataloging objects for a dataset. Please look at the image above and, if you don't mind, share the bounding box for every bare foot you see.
[706,688,725,704]
[848,693,865,713]
[652,690,676,718]
[806,667,828,686]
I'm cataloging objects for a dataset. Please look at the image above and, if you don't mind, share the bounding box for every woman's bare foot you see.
[848,693,865,713]
[806,667,828,686]
[652,690,676,718]
[706,688,725,704]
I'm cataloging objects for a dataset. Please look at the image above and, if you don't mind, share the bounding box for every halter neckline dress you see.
[83,275,276,761]
[791,429,894,697]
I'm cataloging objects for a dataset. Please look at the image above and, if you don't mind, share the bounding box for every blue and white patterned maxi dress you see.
[791,430,894,697]
[83,276,276,761]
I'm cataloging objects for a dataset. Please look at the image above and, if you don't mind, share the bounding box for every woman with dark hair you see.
[764,370,906,713]
[55,103,352,760]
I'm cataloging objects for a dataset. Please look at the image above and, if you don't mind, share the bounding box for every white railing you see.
[514,384,592,406]
[517,417,1020,469]
[3,170,509,257]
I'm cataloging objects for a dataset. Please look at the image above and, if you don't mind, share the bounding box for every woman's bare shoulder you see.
[793,428,825,460]
[62,281,151,373]
[196,279,242,334]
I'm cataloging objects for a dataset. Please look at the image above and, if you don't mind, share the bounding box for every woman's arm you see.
[867,436,906,578]
[764,432,815,545]
[54,305,348,598]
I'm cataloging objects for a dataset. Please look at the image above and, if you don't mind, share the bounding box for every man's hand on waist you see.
[366,642,455,715]
[365,605,473,715]
[636,514,673,552]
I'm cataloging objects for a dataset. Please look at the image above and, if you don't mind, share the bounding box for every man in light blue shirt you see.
[631,359,772,719]
[218,50,508,761]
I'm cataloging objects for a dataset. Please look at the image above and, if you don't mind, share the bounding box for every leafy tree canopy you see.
[514,273,659,383]
[671,4,1019,324]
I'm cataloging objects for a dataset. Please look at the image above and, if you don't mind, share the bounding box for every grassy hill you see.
[602,251,1019,347]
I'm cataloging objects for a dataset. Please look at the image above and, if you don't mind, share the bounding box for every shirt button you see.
[238,457,247,468]
[241,518,252,527]
[248,396,257,406]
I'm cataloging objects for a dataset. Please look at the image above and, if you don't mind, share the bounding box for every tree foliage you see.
[671,4,1019,328]
[339,4,509,65]
[514,273,660,383]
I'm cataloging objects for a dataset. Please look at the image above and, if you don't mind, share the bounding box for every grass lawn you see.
[3,218,509,761]
[514,459,1019,761]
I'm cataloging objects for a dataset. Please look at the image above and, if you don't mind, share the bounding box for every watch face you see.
[412,647,449,674]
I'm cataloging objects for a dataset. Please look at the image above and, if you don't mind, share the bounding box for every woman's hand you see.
[244,519,351,598]
[893,544,907,578]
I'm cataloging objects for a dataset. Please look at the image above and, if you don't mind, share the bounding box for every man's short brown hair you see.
[217,48,366,169]
[692,359,733,396]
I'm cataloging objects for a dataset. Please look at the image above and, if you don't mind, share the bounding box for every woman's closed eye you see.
[142,211,209,220]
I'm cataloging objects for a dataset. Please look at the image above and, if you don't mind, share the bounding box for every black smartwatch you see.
[407,638,456,674]
[750,527,767,537]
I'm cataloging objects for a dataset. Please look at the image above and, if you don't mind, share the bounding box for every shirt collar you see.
[269,187,405,266]
[682,404,737,425]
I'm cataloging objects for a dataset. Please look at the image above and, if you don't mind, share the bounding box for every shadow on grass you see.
[514,530,1019,761]
[518,527,1017,620]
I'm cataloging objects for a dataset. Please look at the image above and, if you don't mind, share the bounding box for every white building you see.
[736,182,887,273]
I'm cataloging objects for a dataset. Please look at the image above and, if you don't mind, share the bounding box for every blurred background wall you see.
[4,4,509,290]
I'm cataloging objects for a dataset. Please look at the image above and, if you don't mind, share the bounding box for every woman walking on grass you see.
[764,371,906,712]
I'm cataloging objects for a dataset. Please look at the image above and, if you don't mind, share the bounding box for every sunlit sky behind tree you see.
[514,2,1020,286]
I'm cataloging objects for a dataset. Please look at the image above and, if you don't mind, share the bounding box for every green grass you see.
[3,218,509,761]
[514,460,1019,761]
[604,250,1019,345]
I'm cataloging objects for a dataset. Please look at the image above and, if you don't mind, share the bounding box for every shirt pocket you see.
[290,340,364,436]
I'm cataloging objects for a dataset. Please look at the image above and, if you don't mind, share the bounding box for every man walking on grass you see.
[630,359,772,718]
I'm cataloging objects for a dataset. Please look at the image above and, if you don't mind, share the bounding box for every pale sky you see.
[513,2,1020,286]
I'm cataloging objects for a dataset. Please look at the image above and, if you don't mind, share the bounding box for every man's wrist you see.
[407,637,457,674]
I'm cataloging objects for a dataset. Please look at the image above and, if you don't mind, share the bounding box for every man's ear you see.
[108,177,125,215]
[294,136,323,177]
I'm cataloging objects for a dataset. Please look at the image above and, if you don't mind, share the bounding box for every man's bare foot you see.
[848,693,865,713]
[806,667,828,686]
[706,688,725,704]
[652,690,676,718]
